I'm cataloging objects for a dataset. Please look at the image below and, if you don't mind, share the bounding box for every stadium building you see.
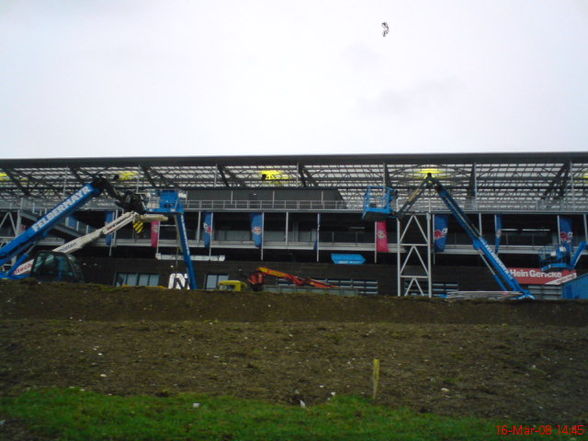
[1,152,587,299]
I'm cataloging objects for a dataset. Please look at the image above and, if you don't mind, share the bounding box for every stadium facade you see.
[1,152,587,298]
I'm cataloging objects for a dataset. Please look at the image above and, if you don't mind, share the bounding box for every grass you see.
[0,388,580,441]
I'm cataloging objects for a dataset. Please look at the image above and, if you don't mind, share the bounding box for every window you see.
[277,278,379,295]
[205,273,229,289]
[115,272,160,287]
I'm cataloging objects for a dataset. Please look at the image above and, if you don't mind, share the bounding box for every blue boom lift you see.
[147,190,198,289]
[0,177,143,281]
[0,179,198,289]
[539,241,586,272]
[363,173,533,299]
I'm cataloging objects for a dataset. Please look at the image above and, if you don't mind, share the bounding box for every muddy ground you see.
[1,279,588,432]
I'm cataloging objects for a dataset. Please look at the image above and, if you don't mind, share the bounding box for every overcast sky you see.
[1,0,587,159]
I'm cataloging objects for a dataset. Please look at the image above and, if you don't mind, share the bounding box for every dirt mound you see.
[1,280,588,424]
[1,280,588,325]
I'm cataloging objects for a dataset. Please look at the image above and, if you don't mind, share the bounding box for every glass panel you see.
[205,274,229,289]
[138,273,150,286]
[148,274,160,286]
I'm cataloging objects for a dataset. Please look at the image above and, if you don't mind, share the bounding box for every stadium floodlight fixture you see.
[415,167,445,177]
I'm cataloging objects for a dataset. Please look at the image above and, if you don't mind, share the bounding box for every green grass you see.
[0,388,579,441]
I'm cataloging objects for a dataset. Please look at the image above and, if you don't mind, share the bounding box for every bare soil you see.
[1,279,588,429]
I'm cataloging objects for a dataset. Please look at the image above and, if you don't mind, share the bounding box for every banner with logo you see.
[508,267,576,285]
[494,214,503,253]
[104,211,115,246]
[150,220,160,248]
[250,213,263,248]
[433,214,449,252]
[202,212,214,248]
[375,221,389,253]
[559,216,573,254]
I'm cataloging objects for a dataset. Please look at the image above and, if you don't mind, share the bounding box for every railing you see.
[184,199,355,211]
[2,196,588,213]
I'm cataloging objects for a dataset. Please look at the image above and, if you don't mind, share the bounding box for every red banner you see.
[375,221,389,253]
[508,267,576,285]
[150,221,160,248]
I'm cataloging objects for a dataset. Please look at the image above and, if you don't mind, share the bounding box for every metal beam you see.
[13,170,63,196]
[541,162,570,200]
[217,165,230,187]
[383,162,391,187]
[217,165,246,187]
[69,167,87,185]
[297,164,317,187]
[1,168,31,196]
[142,167,178,188]
[467,164,477,198]
[140,165,159,188]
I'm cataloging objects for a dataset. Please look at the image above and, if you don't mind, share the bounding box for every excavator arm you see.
[247,266,335,291]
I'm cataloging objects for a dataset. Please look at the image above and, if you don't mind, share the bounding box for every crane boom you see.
[248,267,335,290]
[0,177,147,279]
[428,177,529,296]
[11,212,167,277]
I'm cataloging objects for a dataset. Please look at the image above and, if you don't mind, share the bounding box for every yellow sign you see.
[118,171,138,181]
[260,170,290,186]
[415,167,445,177]
[132,221,144,234]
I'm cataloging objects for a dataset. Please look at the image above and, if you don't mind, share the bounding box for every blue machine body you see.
[149,190,198,290]
[540,241,586,272]
[562,273,588,300]
[362,186,395,222]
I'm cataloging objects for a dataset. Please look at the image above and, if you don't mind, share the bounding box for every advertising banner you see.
[202,212,214,248]
[250,213,263,248]
[433,214,449,252]
[375,221,389,253]
[508,267,576,285]
[150,220,160,248]
[559,216,573,254]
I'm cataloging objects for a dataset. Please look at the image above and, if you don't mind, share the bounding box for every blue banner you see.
[104,211,115,246]
[250,213,263,248]
[433,214,449,252]
[202,212,213,248]
[331,254,366,264]
[494,214,503,253]
[559,216,573,254]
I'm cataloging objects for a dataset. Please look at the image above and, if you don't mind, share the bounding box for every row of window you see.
[114,271,379,295]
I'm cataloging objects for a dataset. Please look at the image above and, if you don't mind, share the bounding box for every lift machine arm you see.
[363,173,533,298]
[0,177,145,278]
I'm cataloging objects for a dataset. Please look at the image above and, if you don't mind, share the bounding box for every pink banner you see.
[375,221,389,253]
[150,221,160,248]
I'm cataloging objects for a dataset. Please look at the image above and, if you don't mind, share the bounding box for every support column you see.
[396,213,432,297]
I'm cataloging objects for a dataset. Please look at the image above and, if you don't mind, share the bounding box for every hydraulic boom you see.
[0,177,145,279]
[363,173,533,299]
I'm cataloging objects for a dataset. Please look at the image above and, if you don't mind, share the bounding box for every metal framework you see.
[1,152,587,213]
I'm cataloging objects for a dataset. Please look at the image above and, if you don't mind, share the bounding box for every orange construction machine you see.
[246,267,335,292]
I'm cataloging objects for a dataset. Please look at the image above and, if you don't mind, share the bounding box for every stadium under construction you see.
[1,151,587,299]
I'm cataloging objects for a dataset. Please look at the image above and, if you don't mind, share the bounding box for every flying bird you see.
[381,22,389,37]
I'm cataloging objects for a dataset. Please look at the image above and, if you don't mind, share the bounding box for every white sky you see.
[1,0,587,159]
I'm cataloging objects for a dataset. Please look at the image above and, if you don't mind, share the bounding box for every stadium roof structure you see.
[1,152,587,213]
